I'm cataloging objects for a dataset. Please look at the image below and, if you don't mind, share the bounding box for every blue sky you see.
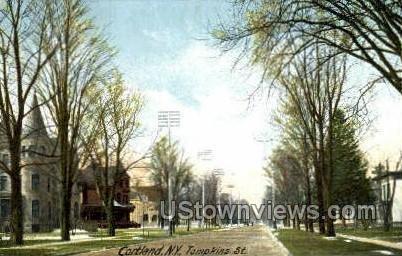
[90,1,230,105]
[89,1,402,203]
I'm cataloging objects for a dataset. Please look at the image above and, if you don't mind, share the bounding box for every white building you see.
[373,171,402,224]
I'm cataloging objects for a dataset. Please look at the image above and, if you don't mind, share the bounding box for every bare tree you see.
[274,98,315,232]
[268,146,304,228]
[0,0,57,245]
[272,45,347,236]
[39,0,113,241]
[149,137,193,233]
[88,71,144,236]
[214,0,402,96]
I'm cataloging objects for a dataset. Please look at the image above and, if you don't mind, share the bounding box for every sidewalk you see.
[337,233,402,251]
[79,225,289,256]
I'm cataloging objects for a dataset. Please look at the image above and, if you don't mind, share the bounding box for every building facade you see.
[129,166,160,227]
[0,94,82,233]
[373,171,402,224]
[130,192,159,227]
[78,166,135,228]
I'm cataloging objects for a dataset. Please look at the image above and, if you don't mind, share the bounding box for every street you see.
[79,225,288,256]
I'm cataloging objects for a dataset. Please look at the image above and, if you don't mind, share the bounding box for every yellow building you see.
[130,192,159,226]
[129,166,160,227]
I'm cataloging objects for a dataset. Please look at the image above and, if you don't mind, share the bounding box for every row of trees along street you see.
[149,137,231,234]
[0,0,145,245]
[213,0,402,237]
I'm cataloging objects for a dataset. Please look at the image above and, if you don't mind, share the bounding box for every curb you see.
[265,226,292,256]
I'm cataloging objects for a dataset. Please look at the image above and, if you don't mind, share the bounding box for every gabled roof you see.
[78,165,128,186]
[23,93,48,138]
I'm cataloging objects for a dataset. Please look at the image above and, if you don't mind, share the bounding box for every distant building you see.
[130,192,159,227]
[0,94,80,233]
[78,166,134,228]
[129,166,159,226]
[373,171,402,224]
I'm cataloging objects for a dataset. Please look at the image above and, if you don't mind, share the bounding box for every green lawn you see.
[0,227,218,256]
[336,226,402,242]
[276,229,402,256]
[0,240,55,248]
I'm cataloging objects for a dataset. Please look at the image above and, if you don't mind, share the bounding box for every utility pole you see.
[227,184,235,227]
[213,169,224,227]
[198,150,212,229]
[158,111,180,236]
[269,178,277,229]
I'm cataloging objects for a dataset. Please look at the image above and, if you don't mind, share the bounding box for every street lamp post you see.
[198,150,212,229]
[158,111,180,236]
[268,178,277,229]
[213,169,224,227]
[272,179,277,229]
[227,184,235,227]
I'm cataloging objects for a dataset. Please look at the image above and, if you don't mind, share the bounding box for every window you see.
[2,154,9,166]
[32,200,40,218]
[0,199,10,218]
[28,145,36,157]
[47,177,51,192]
[0,176,7,191]
[143,214,149,222]
[48,202,51,219]
[116,193,121,203]
[382,183,391,201]
[32,174,40,190]
[123,195,128,204]
[74,202,79,219]
[21,146,26,158]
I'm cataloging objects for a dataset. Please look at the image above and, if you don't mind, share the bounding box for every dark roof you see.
[23,93,48,138]
[78,165,129,186]
[372,171,402,181]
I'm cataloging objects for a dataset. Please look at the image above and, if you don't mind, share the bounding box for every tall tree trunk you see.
[326,218,335,237]
[313,156,325,234]
[9,141,23,245]
[304,210,309,232]
[106,196,115,236]
[325,112,336,237]
[60,117,71,241]
[60,182,72,241]
[303,147,314,233]
[384,203,392,232]
[10,164,23,245]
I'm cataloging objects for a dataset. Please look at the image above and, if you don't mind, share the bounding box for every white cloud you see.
[133,41,272,204]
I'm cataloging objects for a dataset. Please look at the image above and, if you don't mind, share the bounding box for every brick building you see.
[78,166,134,227]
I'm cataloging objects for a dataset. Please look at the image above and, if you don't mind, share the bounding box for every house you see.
[129,166,160,227]
[130,192,159,227]
[0,94,80,233]
[372,171,402,224]
[78,166,135,228]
